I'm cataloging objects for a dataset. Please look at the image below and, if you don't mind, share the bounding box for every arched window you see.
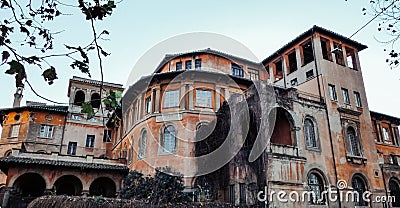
[74,90,85,106]
[138,130,147,159]
[352,175,368,206]
[308,172,325,204]
[389,178,400,207]
[304,118,317,148]
[162,125,176,153]
[91,93,101,108]
[348,127,361,156]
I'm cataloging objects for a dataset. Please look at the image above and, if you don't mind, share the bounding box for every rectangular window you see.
[86,135,95,148]
[145,97,151,114]
[231,63,243,77]
[328,84,337,101]
[334,42,344,66]
[9,124,20,137]
[163,90,180,108]
[195,59,201,70]
[248,68,259,80]
[274,59,283,81]
[354,91,362,107]
[239,183,246,204]
[67,142,77,155]
[306,70,314,79]
[291,78,298,86]
[229,184,235,204]
[39,125,53,138]
[301,40,314,65]
[196,89,212,108]
[103,130,112,142]
[176,62,182,71]
[383,127,391,143]
[320,38,332,61]
[185,60,192,70]
[346,47,357,69]
[342,88,350,104]
[287,50,297,73]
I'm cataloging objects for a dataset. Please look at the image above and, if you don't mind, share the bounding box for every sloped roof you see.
[154,48,262,73]
[262,25,368,64]
[0,156,128,173]
[370,111,400,125]
[71,76,124,89]
[0,105,68,114]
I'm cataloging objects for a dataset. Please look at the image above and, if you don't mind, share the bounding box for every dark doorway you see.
[89,177,116,197]
[54,175,83,196]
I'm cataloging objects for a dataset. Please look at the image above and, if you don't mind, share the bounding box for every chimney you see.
[13,86,24,108]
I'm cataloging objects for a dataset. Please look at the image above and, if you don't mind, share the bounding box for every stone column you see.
[180,83,186,110]
[154,86,161,113]
[82,190,89,197]
[188,83,194,110]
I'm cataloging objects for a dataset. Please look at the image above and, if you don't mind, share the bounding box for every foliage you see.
[28,195,238,208]
[362,0,400,67]
[120,167,188,205]
[0,0,117,87]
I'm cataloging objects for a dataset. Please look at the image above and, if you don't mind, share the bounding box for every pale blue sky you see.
[0,0,398,120]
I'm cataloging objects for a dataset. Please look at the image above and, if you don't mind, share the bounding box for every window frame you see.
[67,142,77,155]
[304,118,319,150]
[195,89,213,108]
[341,88,350,105]
[231,63,244,77]
[86,134,95,148]
[161,125,176,153]
[306,70,314,79]
[39,124,53,138]
[307,172,326,205]
[328,84,337,101]
[145,97,151,114]
[347,127,361,157]
[176,61,182,71]
[195,59,201,70]
[354,91,362,107]
[320,37,332,61]
[287,50,298,73]
[352,175,368,206]
[185,60,192,70]
[138,130,147,159]
[9,124,20,138]
[163,90,180,108]
[247,68,259,80]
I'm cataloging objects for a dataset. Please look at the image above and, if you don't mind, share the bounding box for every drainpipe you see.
[310,28,341,208]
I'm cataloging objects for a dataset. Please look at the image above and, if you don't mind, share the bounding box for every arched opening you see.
[89,177,116,197]
[352,174,368,206]
[138,130,147,159]
[13,173,46,197]
[389,178,400,207]
[54,175,83,196]
[74,90,85,106]
[305,118,317,148]
[91,93,101,108]
[270,108,294,146]
[194,176,214,202]
[162,125,176,153]
[4,149,12,157]
[307,172,326,205]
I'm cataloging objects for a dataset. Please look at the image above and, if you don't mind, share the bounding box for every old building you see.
[0,77,127,208]
[0,25,400,208]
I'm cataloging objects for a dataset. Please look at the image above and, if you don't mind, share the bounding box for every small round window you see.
[14,114,20,121]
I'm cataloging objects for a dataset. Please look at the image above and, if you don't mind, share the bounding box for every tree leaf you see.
[42,66,58,85]
[20,26,30,36]
[5,60,24,75]
[81,103,95,119]
[2,51,10,62]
